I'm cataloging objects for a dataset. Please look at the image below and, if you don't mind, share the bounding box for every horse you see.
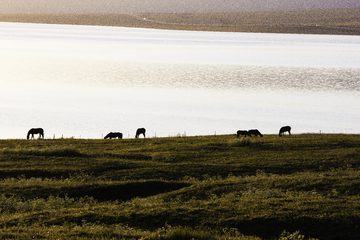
[279,126,291,137]
[248,129,263,137]
[135,128,146,138]
[27,128,44,139]
[104,132,123,139]
[236,130,248,138]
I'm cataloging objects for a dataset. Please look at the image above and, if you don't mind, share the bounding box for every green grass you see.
[0,134,359,239]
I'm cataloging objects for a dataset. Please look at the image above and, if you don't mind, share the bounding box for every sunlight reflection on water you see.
[1,22,360,138]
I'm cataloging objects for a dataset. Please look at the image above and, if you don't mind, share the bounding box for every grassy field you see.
[0,134,359,239]
[1,8,360,35]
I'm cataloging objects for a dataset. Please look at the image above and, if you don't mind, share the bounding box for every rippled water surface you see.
[1,22,360,138]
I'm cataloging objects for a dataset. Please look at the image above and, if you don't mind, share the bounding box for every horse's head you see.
[27,130,31,139]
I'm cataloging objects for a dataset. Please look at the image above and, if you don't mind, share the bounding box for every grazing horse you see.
[248,129,263,137]
[27,128,44,139]
[104,132,123,139]
[135,128,146,138]
[279,126,291,137]
[236,130,248,138]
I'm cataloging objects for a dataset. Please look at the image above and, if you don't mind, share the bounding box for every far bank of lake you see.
[1,8,360,35]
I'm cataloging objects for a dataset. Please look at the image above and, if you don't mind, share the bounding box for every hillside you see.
[0,134,359,239]
[1,8,360,34]
[1,0,360,14]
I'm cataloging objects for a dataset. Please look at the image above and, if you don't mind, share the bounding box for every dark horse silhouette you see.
[279,126,291,137]
[27,128,44,139]
[236,130,248,138]
[135,128,146,138]
[248,129,263,137]
[104,132,123,139]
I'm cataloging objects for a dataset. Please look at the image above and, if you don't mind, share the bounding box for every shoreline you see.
[1,8,360,35]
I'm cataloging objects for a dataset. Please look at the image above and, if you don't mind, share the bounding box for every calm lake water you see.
[1,22,360,139]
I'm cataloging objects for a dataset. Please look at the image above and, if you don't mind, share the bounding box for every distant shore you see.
[1,8,360,35]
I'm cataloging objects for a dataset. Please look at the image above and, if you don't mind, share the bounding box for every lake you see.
[1,22,360,139]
